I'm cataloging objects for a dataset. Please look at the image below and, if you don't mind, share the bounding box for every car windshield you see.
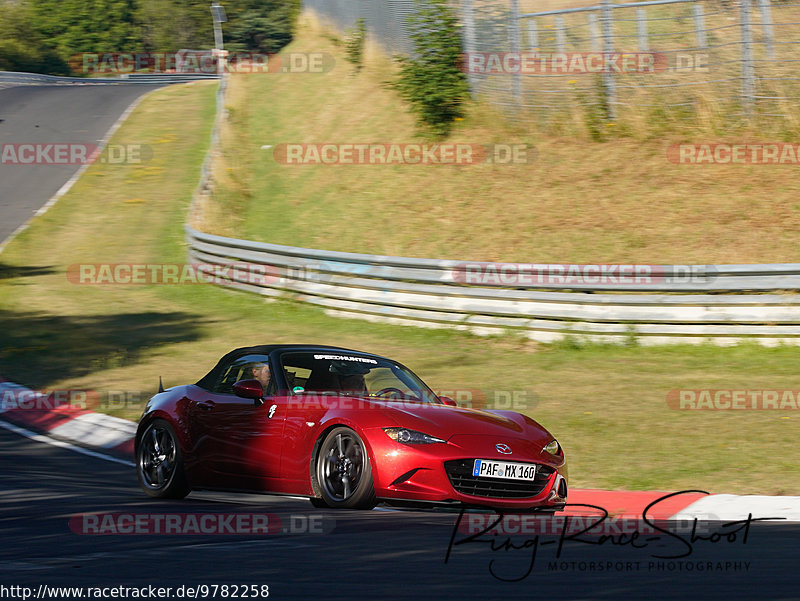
[280,352,439,403]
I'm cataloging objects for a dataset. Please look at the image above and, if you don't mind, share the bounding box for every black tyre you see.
[136,419,190,499]
[315,427,376,509]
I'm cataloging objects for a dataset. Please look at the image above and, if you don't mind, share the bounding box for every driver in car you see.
[249,362,272,395]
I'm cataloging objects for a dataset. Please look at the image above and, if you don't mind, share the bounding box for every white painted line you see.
[673,493,800,523]
[48,412,137,448]
[0,418,135,467]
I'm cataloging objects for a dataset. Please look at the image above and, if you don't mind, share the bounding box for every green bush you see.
[390,0,470,138]
[344,18,366,72]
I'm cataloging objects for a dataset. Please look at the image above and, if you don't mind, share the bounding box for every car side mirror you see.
[233,379,265,406]
[439,396,457,407]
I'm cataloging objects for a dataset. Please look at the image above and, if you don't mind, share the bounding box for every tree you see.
[224,0,301,54]
[0,0,302,75]
[29,0,141,56]
[135,0,214,52]
[0,0,70,74]
[391,0,470,137]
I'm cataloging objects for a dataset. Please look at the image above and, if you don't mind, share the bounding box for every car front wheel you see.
[315,427,376,509]
[136,419,190,499]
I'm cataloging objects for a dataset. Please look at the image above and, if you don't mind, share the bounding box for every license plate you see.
[472,459,536,481]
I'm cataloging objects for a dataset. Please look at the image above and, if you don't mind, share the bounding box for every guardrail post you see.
[740,0,756,116]
[510,0,522,105]
[588,13,601,51]
[555,16,566,52]
[526,16,538,112]
[693,4,707,49]
[758,0,775,59]
[601,0,617,120]
[528,18,539,50]
[460,0,478,95]
[636,8,648,52]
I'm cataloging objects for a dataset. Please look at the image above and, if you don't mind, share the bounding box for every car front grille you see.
[444,459,554,499]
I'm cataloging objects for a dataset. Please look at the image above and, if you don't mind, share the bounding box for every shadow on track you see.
[0,308,205,387]
[0,262,56,280]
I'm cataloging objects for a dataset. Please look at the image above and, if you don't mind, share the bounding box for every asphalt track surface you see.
[0,83,165,244]
[0,427,798,601]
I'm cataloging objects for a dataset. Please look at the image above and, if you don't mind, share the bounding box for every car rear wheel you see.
[315,427,376,509]
[136,419,190,499]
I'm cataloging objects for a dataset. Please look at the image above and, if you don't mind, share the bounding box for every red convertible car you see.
[135,345,568,510]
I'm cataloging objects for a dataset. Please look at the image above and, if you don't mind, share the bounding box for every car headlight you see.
[383,428,445,444]
[543,440,561,455]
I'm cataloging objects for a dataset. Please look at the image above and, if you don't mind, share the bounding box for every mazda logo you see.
[495,443,512,455]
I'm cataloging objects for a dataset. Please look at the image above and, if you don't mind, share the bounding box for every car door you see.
[189,353,284,487]
[190,389,255,479]
[237,393,288,488]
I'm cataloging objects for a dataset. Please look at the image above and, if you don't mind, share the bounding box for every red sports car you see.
[135,345,568,510]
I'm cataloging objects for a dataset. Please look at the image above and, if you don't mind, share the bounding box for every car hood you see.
[373,401,550,443]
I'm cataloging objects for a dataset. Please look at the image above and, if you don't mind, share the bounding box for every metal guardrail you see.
[0,71,219,86]
[185,226,800,344]
[180,44,800,345]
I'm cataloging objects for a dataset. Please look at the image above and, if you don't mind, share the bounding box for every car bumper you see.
[367,431,568,510]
